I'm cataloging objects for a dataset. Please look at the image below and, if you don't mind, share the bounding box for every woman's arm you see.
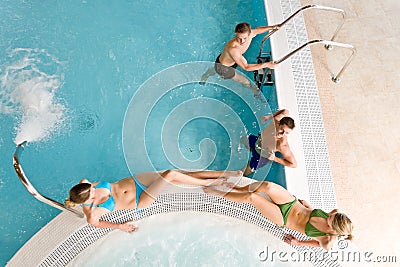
[298,199,312,209]
[88,217,137,232]
[83,206,137,233]
[284,235,320,248]
[284,235,336,250]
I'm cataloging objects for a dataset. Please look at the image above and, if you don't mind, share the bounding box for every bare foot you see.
[231,184,249,192]
[221,170,243,178]
[254,90,266,103]
[224,181,236,188]
[206,177,227,186]
[240,136,250,150]
[202,186,213,194]
[202,186,225,197]
[252,87,261,96]
[200,68,215,85]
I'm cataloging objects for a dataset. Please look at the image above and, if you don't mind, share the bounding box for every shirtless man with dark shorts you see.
[201,22,279,95]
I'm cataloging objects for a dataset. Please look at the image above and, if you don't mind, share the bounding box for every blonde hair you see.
[64,183,91,207]
[332,213,354,240]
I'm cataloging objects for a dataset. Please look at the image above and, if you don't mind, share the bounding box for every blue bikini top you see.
[81,181,115,212]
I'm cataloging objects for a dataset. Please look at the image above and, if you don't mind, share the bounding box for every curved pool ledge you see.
[7,177,336,267]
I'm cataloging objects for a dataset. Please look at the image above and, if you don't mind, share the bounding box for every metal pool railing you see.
[13,141,84,217]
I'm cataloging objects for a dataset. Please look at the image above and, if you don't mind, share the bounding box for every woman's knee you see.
[255,181,275,193]
[161,170,177,182]
[245,192,260,204]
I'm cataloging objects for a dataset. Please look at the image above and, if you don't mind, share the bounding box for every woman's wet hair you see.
[332,213,354,240]
[235,22,251,34]
[279,117,295,129]
[64,183,91,207]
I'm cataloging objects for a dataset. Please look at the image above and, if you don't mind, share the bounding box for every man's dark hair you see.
[279,117,295,129]
[235,22,251,34]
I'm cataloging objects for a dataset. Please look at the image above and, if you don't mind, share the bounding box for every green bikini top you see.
[305,209,336,237]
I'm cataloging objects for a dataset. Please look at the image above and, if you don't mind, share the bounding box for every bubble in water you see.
[75,106,101,133]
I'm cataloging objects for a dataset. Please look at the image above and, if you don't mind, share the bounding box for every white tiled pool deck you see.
[301,0,400,263]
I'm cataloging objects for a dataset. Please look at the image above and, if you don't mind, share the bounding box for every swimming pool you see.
[0,0,286,265]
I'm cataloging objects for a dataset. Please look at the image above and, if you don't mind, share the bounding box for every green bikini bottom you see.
[277,197,297,226]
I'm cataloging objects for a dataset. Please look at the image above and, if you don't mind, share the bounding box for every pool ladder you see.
[255,4,356,88]
[13,142,84,217]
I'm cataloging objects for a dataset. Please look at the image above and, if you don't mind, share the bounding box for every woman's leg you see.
[181,170,243,179]
[135,170,241,187]
[135,170,233,209]
[203,186,284,226]
[211,181,294,205]
[250,181,295,205]
[243,162,254,176]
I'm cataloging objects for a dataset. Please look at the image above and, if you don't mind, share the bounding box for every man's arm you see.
[273,109,289,121]
[252,24,280,35]
[274,143,297,168]
[230,49,276,71]
[261,109,289,123]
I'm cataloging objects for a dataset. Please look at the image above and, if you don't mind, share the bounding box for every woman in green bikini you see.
[204,181,353,250]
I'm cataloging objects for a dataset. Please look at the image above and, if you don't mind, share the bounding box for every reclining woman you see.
[65,170,240,232]
[204,181,353,250]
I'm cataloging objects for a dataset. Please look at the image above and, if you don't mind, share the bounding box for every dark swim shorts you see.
[214,54,238,79]
[248,134,270,170]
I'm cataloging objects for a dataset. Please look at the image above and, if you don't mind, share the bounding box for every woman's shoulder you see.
[316,235,337,250]
[79,179,102,188]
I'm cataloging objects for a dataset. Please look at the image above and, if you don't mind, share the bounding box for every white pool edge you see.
[265,0,337,211]
[265,0,310,201]
[8,179,340,267]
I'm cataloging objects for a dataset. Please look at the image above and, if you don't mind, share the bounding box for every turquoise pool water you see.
[0,0,283,264]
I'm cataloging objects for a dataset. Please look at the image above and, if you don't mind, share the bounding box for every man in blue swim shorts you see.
[242,109,297,176]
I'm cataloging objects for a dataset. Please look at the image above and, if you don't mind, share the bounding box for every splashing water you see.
[0,48,67,144]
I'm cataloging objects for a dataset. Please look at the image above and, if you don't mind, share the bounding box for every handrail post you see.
[274,39,356,83]
[13,142,84,218]
[259,4,346,57]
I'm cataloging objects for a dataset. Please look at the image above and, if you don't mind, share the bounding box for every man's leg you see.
[199,67,216,85]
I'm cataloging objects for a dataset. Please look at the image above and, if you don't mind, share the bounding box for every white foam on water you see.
[0,48,67,144]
